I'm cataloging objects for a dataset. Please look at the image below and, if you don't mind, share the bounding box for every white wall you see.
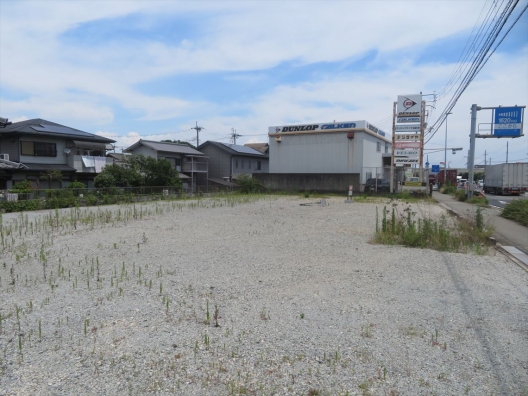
[131,145,157,158]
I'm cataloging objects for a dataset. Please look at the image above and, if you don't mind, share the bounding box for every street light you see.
[444,112,452,185]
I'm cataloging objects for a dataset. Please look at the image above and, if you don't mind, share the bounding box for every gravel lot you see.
[0,195,527,395]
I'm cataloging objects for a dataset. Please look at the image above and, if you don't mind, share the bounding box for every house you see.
[123,139,208,192]
[0,118,115,190]
[259,120,392,192]
[197,141,269,183]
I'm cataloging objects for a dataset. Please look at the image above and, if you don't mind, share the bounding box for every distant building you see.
[198,141,269,182]
[259,120,391,192]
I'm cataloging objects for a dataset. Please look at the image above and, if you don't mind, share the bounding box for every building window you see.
[385,143,389,153]
[241,160,245,169]
[376,142,381,152]
[256,161,261,170]
[21,141,57,157]
[249,160,252,169]
[235,159,239,168]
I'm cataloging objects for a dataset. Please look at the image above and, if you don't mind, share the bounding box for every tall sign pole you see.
[419,100,425,182]
[390,101,396,193]
[467,104,478,199]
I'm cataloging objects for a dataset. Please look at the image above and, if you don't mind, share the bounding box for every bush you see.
[236,174,265,194]
[501,199,528,226]
[9,180,33,194]
[454,189,467,201]
[67,181,87,189]
[0,199,44,213]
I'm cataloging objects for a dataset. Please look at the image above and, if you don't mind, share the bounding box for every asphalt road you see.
[485,193,528,209]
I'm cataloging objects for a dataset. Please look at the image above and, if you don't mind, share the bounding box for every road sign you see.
[395,125,421,132]
[394,158,419,164]
[425,161,430,166]
[395,133,421,141]
[395,149,419,157]
[432,165,440,172]
[394,141,420,149]
[493,107,524,137]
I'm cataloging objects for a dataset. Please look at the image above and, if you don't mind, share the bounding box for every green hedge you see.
[0,199,45,213]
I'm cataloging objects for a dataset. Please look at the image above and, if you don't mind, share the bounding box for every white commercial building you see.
[267,120,391,186]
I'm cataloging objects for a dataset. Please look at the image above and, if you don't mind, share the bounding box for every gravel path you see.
[0,195,527,395]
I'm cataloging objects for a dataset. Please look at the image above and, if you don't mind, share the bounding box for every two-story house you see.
[123,139,208,193]
[197,141,269,181]
[0,118,115,189]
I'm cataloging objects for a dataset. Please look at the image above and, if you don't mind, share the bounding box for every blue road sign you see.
[493,107,523,137]
[432,165,440,173]
[425,161,430,166]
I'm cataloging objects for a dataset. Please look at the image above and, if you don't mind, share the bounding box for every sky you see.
[1,0,527,168]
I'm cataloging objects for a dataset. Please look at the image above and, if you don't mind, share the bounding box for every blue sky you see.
[1,0,527,167]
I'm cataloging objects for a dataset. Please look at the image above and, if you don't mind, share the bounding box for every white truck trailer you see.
[483,163,528,195]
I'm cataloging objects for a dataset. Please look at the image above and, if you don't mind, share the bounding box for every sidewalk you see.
[432,191,528,255]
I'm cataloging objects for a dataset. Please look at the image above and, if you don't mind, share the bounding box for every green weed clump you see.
[501,199,528,226]
[373,204,493,252]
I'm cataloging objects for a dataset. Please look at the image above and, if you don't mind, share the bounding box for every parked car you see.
[365,178,390,192]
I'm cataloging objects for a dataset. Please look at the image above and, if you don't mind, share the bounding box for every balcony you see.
[68,155,113,173]
[182,160,208,173]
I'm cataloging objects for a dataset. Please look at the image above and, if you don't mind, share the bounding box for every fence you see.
[0,184,239,213]
[361,166,429,193]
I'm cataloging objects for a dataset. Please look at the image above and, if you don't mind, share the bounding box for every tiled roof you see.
[125,140,204,156]
[199,141,268,157]
[0,119,115,143]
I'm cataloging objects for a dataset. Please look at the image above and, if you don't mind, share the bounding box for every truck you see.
[437,169,458,187]
[483,163,528,195]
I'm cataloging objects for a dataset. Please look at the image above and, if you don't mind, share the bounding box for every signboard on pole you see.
[394,141,420,149]
[397,94,422,115]
[394,158,419,164]
[493,107,524,137]
[395,133,421,141]
[395,125,421,132]
[397,117,421,123]
[431,165,440,173]
[394,149,419,157]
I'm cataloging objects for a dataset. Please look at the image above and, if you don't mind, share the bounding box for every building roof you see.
[125,139,204,156]
[0,119,115,143]
[22,163,77,172]
[244,143,269,154]
[199,141,268,158]
[0,159,28,170]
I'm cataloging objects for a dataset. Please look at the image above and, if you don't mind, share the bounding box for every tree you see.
[94,155,181,188]
[39,170,62,189]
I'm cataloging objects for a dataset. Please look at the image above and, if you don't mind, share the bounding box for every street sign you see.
[395,133,421,141]
[394,141,420,149]
[493,107,524,137]
[395,149,419,157]
[394,158,419,164]
[432,165,440,173]
[395,125,421,132]
[425,161,429,166]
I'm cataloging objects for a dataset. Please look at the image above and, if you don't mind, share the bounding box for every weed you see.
[300,313,305,319]
[213,305,220,327]
[260,308,270,321]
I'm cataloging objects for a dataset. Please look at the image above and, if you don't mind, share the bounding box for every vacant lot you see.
[1,195,527,395]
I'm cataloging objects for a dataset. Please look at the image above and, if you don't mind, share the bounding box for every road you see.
[485,193,527,209]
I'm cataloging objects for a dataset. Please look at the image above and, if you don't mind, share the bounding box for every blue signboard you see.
[493,107,523,137]
[432,165,440,173]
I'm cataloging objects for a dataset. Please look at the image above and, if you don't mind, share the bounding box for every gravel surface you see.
[0,195,527,396]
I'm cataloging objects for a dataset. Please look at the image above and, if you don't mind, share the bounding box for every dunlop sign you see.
[395,149,419,157]
[394,158,419,164]
[395,133,421,141]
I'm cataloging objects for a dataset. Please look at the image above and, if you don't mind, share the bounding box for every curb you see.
[495,244,528,273]
[438,202,462,218]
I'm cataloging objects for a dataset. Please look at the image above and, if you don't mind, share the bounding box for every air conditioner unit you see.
[0,154,9,161]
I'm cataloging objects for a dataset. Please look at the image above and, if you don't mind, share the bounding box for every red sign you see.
[394,141,420,149]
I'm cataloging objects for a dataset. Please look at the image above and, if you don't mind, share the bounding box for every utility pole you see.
[484,150,487,165]
[506,142,509,163]
[231,128,241,145]
[489,158,491,165]
[444,112,452,185]
[191,122,203,147]
[467,104,478,199]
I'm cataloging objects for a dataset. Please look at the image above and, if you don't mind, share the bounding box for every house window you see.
[241,160,245,169]
[256,161,261,170]
[376,142,381,152]
[385,143,389,153]
[21,141,57,157]
[235,159,239,168]
[249,160,252,169]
